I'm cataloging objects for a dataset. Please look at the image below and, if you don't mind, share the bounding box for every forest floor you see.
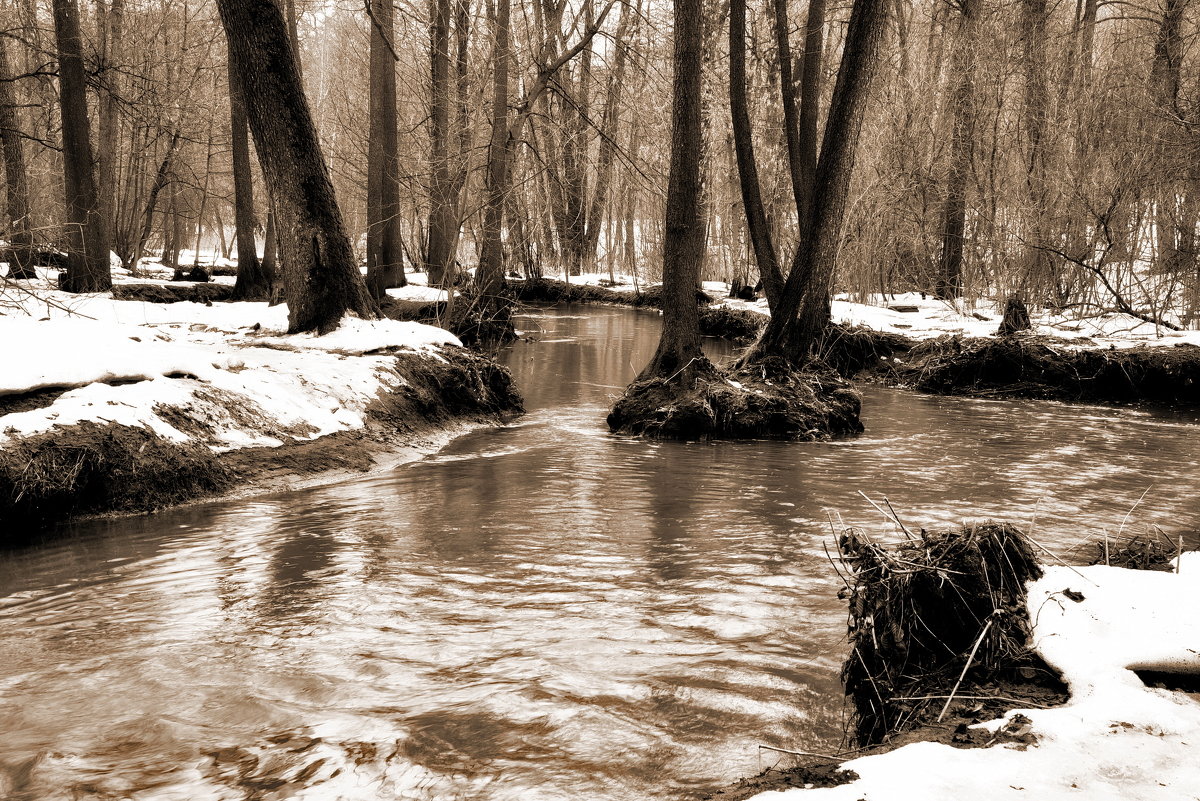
[706,552,1200,801]
[0,263,521,538]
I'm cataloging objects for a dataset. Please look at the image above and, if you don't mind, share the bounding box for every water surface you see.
[1,304,1197,800]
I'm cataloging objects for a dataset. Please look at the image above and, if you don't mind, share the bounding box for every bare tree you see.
[217,0,378,333]
[53,0,111,292]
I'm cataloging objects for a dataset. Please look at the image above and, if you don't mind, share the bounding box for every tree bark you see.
[216,0,378,333]
[934,0,980,300]
[228,40,272,300]
[366,0,406,298]
[476,0,511,301]
[637,0,706,381]
[426,0,456,286]
[730,0,783,311]
[0,33,35,280]
[53,0,111,291]
[741,0,890,363]
[96,0,123,257]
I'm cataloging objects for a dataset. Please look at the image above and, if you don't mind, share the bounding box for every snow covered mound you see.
[0,291,465,452]
[751,557,1200,800]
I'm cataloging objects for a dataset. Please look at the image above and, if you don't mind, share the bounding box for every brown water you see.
[1,304,1198,800]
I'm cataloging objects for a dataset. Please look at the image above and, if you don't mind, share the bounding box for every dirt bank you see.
[1,347,522,542]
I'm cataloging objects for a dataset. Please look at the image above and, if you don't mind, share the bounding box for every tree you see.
[228,38,272,300]
[739,0,891,363]
[216,0,378,333]
[425,0,458,287]
[634,0,706,382]
[933,0,981,300]
[0,31,35,280]
[366,0,406,299]
[53,0,111,292]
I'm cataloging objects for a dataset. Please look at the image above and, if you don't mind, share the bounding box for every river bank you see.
[510,275,1200,407]
[712,548,1200,801]
[0,277,521,538]
[1,302,1195,801]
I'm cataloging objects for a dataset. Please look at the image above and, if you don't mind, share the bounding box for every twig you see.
[1024,534,1098,586]
[757,744,844,761]
[1116,485,1153,541]
[858,491,912,539]
[894,694,1052,710]
[938,616,994,722]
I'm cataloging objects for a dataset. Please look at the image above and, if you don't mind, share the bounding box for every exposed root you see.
[902,335,1200,405]
[698,306,765,343]
[0,422,232,538]
[838,522,1059,746]
[607,356,862,441]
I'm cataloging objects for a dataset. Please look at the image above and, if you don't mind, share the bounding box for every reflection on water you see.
[1,304,1197,800]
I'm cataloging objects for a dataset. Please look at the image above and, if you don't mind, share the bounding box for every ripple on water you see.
[0,305,1197,800]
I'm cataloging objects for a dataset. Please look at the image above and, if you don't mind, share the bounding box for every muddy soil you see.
[607,357,862,441]
[0,348,522,541]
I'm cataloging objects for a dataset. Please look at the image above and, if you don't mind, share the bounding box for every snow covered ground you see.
[749,555,1200,801]
[716,289,1200,350]
[0,276,461,453]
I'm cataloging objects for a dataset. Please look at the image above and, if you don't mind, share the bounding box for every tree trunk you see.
[1019,0,1051,301]
[133,129,181,270]
[228,41,272,300]
[426,0,457,286]
[582,0,635,274]
[0,33,35,280]
[366,0,406,299]
[216,0,378,333]
[741,0,890,363]
[933,0,979,300]
[476,0,511,302]
[730,0,783,310]
[96,0,123,256]
[788,0,824,229]
[53,0,111,291]
[637,0,706,381]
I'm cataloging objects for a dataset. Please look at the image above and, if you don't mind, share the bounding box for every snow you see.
[714,288,1200,351]
[0,284,465,452]
[746,557,1200,801]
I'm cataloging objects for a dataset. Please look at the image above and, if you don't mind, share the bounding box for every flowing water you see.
[1,304,1198,801]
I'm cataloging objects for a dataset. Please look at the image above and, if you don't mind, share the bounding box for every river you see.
[1,304,1197,800]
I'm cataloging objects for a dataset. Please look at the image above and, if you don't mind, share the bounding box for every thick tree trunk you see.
[730,0,783,311]
[934,0,979,300]
[0,34,35,280]
[228,43,272,300]
[366,0,406,298]
[637,0,706,381]
[741,0,890,363]
[789,0,824,228]
[216,0,378,333]
[426,0,457,286]
[53,0,111,292]
[476,0,511,302]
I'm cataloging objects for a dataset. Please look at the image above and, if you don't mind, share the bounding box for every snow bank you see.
[0,286,466,452]
[715,288,1200,351]
[748,557,1200,800]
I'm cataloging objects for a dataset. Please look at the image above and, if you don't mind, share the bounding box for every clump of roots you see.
[838,522,1052,746]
